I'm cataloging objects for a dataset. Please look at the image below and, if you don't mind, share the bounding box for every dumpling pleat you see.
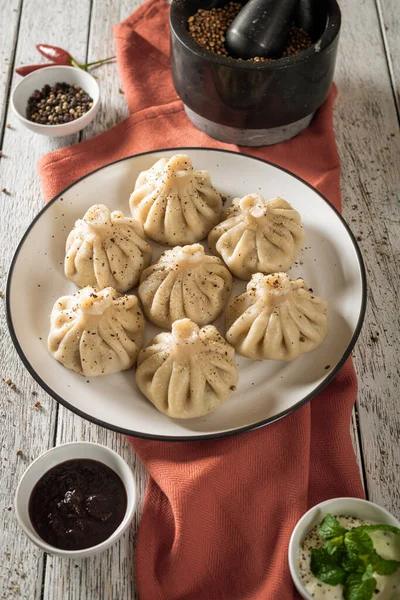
[149,271,178,325]
[168,362,191,416]
[197,355,230,400]
[170,274,186,323]
[190,188,219,224]
[287,302,324,342]
[179,186,205,232]
[144,192,168,235]
[279,303,301,359]
[164,192,188,241]
[263,310,285,359]
[150,357,174,412]
[241,309,271,358]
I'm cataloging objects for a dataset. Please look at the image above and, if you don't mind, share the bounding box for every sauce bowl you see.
[15,442,136,558]
[288,497,400,600]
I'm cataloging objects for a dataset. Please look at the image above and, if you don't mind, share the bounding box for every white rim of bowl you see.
[14,441,136,556]
[288,497,400,599]
[11,65,100,130]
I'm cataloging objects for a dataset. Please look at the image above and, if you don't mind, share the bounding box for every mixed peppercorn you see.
[26,82,93,125]
[187,2,312,61]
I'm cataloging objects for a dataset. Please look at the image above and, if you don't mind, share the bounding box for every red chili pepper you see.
[36,44,72,65]
[15,64,60,76]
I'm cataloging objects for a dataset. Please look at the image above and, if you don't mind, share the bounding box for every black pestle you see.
[225,0,300,60]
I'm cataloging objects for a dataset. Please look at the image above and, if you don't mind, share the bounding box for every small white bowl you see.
[288,497,400,600]
[15,442,136,558]
[11,65,100,137]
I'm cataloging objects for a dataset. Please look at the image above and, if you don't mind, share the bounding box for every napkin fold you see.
[38,1,364,598]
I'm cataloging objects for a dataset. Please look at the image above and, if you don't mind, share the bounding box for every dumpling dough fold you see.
[225,272,328,360]
[65,204,152,293]
[129,154,222,245]
[48,286,145,376]
[208,193,305,280]
[139,243,232,328]
[136,318,238,418]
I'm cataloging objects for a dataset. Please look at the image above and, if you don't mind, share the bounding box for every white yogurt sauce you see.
[298,516,400,600]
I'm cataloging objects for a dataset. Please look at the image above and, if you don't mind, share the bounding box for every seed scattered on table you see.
[0,150,3,157]
[16,450,23,456]
[1,188,9,194]
[34,401,41,409]
[26,82,93,125]
[187,3,312,61]
[0,291,3,298]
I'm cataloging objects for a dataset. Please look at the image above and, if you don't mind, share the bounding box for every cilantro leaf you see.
[318,514,347,540]
[355,524,400,536]
[344,569,377,600]
[370,550,400,575]
[310,547,346,585]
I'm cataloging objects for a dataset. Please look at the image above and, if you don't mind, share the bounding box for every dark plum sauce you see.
[29,458,127,550]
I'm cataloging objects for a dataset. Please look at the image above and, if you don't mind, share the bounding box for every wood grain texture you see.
[334,0,400,518]
[0,1,90,599]
[43,2,146,600]
[377,0,400,116]
[0,0,21,134]
[0,0,399,598]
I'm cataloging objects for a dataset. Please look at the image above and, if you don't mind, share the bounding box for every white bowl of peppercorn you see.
[11,65,100,137]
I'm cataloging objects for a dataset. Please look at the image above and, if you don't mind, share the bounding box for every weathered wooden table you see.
[0,0,399,598]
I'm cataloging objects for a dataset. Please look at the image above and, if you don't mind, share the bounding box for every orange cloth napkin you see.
[39,1,364,598]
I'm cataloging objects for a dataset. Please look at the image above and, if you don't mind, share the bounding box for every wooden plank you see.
[334,0,400,517]
[0,1,91,599]
[376,0,400,117]
[0,0,21,135]
[43,2,147,599]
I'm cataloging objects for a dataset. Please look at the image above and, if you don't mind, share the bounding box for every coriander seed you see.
[187,4,312,61]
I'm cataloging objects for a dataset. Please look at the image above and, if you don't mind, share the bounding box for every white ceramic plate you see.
[7,148,366,440]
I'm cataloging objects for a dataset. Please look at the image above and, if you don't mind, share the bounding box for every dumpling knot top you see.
[129,154,223,245]
[138,243,232,328]
[48,286,145,376]
[225,273,328,360]
[208,193,305,280]
[135,318,239,419]
[64,204,152,293]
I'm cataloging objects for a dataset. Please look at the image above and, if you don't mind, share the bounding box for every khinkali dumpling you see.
[48,286,145,376]
[208,193,305,280]
[138,244,232,328]
[129,154,223,245]
[225,273,328,361]
[65,204,152,293]
[136,318,238,419]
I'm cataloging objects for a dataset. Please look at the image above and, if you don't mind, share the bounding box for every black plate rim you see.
[6,147,367,442]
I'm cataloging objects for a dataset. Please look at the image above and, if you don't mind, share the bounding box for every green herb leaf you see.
[370,550,400,575]
[344,569,377,600]
[325,536,345,563]
[310,547,346,585]
[344,530,374,560]
[342,552,367,573]
[355,524,400,536]
[318,514,347,540]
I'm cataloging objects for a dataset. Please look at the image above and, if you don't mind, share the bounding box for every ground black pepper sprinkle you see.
[188,2,312,61]
[26,82,93,125]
